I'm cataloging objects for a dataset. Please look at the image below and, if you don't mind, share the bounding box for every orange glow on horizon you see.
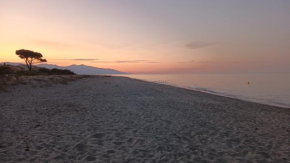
[1,0,289,73]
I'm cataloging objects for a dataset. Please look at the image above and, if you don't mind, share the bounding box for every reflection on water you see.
[119,74,290,108]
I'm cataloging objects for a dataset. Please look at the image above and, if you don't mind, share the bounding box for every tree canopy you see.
[16,49,47,71]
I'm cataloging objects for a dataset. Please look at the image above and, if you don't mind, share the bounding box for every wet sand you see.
[0,76,289,163]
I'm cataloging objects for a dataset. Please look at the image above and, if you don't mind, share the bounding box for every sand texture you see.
[0,76,289,163]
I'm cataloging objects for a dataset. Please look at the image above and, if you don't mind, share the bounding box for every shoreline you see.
[1,76,289,162]
[120,76,290,109]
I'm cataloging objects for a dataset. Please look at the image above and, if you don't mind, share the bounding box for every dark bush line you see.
[0,66,13,75]
[38,68,75,75]
[0,66,75,76]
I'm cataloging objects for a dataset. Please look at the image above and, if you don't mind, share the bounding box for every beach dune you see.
[0,76,289,163]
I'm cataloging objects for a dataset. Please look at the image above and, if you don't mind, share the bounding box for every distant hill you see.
[1,62,22,66]
[1,62,127,75]
[38,64,127,75]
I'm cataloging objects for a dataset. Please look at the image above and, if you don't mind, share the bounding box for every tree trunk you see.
[26,65,31,71]
[25,59,32,71]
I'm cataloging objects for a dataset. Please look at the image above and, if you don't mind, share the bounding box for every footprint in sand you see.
[113,141,123,146]
[75,143,86,152]
[92,133,106,139]
[85,155,96,161]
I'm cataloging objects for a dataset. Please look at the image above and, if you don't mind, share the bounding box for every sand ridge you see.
[0,76,289,163]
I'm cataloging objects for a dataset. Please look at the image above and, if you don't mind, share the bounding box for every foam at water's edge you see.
[188,86,290,109]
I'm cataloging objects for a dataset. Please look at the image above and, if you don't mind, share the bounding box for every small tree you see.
[16,49,47,71]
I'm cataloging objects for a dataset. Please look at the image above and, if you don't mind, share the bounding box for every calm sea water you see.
[119,74,290,108]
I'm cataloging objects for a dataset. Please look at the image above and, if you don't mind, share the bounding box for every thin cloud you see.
[185,42,215,50]
[146,61,161,63]
[92,61,112,63]
[115,60,148,63]
[176,60,268,64]
[33,40,76,48]
[177,60,195,63]
[51,59,98,62]
[93,60,159,64]
[197,61,268,64]
[71,59,98,61]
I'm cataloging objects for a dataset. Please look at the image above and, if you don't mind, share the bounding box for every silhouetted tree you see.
[16,49,47,71]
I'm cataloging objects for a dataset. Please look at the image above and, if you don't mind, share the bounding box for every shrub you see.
[16,70,38,76]
[0,66,13,75]
[50,68,75,75]
[38,68,51,74]
[38,67,75,75]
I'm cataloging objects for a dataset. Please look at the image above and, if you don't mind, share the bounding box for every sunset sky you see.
[0,0,289,73]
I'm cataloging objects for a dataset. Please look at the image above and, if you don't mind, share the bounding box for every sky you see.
[0,0,290,73]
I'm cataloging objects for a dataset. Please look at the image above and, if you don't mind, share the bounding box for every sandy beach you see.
[0,76,289,163]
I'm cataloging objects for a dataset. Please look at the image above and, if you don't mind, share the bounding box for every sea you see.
[119,73,290,108]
